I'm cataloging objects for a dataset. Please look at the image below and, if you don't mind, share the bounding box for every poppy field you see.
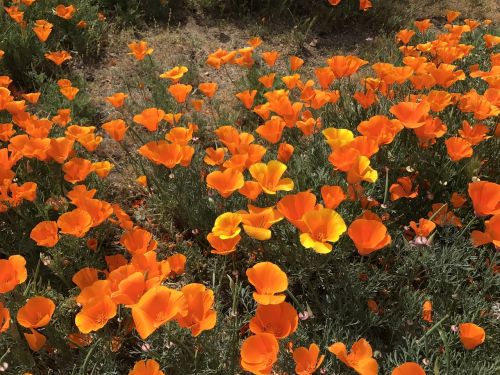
[0,0,499,374]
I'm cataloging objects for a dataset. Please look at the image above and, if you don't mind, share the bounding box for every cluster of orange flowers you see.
[1,2,498,373]
[328,0,373,12]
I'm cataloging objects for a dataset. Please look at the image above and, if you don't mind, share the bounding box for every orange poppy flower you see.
[165,125,195,146]
[133,108,165,132]
[0,255,27,293]
[66,185,96,206]
[410,218,436,239]
[459,323,485,349]
[314,67,335,89]
[60,85,79,101]
[327,55,368,79]
[256,116,286,144]
[428,63,465,88]
[413,116,447,147]
[65,124,95,141]
[0,50,4,59]
[445,137,473,161]
[92,161,113,178]
[323,127,354,150]
[249,160,294,194]
[128,41,153,61]
[293,343,325,375]
[33,20,53,42]
[468,181,500,216]
[76,132,102,152]
[240,333,279,374]
[414,19,432,33]
[277,142,294,162]
[204,147,226,166]
[72,267,99,290]
[75,296,117,333]
[425,90,454,112]
[328,338,378,375]
[138,141,182,169]
[422,300,432,322]
[67,332,93,348]
[239,204,283,240]
[0,123,15,142]
[348,136,379,158]
[62,158,93,183]
[357,116,403,146]
[484,34,500,49]
[389,177,418,201]
[0,302,10,333]
[160,66,188,82]
[471,214,500,248]
[132,286,187,339]
[249,301,298,338]
[300,208,347,254]
[57,209,92,238]
[24,329,46,352]
[396,29,415,45]
[346,156,378,184]
[77,198,113,227]
[17,297,55,328]
[261,51,279,67]
[165,253,185,276]
[211,212,242,239]
[428,203,462,227]
[30,221,59,247]
[450,192,467,208]
[248,37,262,48]
[4,6,24,24]
[446,10,460,23]
[47,137,74,164]
[110,272,146,306]
[207,233,241,255]
[458,121,489,146]
[392,362,425,375]
[354,90,377,109]
[206,48,234,69]
[44,51,72,66]
[258,73,276,88]
[359,0,372,11]
[120,228,157,255]
[191,99,203,111]
[176,283,216,336]
[129,359,165,375]
[198,82,218,98]
[290,56,304,71]
[282,74,300,90]
[238,181,263,201]
[236,90,257,109]
[389,101,430,129]
[321,185,346,209]
[55,4,76,19]
[277,191,317,232]
[52,108,71,127]
[246,262,288,305]
[168,83,192,103]
[76,20,88,28]
[206,168,244,198]
[348,219,391,256]
[105,93,128,108]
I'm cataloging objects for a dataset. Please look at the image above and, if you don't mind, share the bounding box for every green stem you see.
[417,314,449,343]
[383,167,389,206]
